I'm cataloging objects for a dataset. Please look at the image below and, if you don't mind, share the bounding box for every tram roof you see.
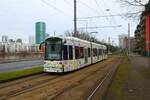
[46,36,107,48]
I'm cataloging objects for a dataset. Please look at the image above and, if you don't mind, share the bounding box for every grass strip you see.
[0,66,43,82]
[104,55,131,100]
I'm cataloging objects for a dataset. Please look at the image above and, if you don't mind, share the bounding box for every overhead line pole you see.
[128,23,130,55]
[74,0,77,36]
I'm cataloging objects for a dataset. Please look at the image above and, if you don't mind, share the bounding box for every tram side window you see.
[104,50,106,54]
[93,48,97,57]
[63,45,68,60]
[69,46,73,60]
[95,48,97,56]
[75,46,79,59]
[102,49,104,55]
[99,49,102,55]
[105,49,108,54]
[97,49,99,56]
[93,48,94,56]
[80,47,84,58]
[88,48,91,57]
[63,45,73,60]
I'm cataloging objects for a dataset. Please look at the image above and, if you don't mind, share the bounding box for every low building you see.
[118,34,128,49]
[123,37,136,52]
[134,1,150,56]
[29,36,35,45]
[2,35,8,42]
[0,42,40,53]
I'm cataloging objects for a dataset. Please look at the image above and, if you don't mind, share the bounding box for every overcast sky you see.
[0,0,147,45]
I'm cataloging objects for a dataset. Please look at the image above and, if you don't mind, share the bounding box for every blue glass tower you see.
[35,22,46,44]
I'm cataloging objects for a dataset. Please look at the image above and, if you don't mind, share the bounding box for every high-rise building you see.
[118,34,128,49]
[35,22,46,44]
[2,35,8,42]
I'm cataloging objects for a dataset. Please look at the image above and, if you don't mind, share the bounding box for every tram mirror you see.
[39,42,45,50]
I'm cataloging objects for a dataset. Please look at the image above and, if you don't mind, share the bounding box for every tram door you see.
[84,48,88,64]
[97,49,99,60]
[102,49,104,59]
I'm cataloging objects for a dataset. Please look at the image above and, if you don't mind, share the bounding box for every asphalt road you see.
[0,60,44,72]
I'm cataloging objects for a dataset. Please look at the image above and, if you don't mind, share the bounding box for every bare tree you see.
[64,30,92,41]
[0,45,6,58]
[118,0,149,19]
[119,0,147,6]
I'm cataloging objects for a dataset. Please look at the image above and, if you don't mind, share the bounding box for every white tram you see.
[43,36,107,73]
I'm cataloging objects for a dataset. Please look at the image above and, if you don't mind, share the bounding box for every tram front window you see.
[45,39,62,60]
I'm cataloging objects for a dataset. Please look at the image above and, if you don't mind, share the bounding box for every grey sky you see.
[0,0,143,44]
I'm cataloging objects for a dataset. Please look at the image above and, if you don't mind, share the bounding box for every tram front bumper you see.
[44,67,63,72]
[44,64,63,72]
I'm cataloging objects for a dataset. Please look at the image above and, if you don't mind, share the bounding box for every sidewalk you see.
[104,55,150,100]
[127,55,150,100]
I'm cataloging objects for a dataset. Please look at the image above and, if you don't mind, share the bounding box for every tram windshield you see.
[45,38,62,60]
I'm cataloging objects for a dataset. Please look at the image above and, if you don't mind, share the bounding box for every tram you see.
[43,36,107,73]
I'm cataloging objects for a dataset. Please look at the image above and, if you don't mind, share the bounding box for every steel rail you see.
[87,59,122,100]
[0,73,48,88]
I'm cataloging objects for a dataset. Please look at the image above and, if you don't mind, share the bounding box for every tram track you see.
[46,58,120,100]
[47,64,108,100]
[4,62,108,100]
[0,73,48,89]
[0,56,119,100]
[0,74,59,100]
[47,56,122,100]
[87,58,122,100]
[0,76,59,100]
